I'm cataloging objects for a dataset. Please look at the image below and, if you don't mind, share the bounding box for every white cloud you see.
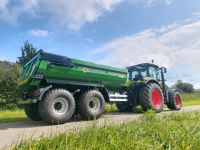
[38,0,122,30]
[145,0,173,6]
[96,21,200,88]
[29,29,50,37]
[0,0,36,23]
[0,0,174,29]
[0,0,122,29]
[0,0,8,10]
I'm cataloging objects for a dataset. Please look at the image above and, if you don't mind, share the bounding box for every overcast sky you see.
[0,0,200,88]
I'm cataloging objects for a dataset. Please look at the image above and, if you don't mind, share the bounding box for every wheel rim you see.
[175,95,181,108]
[151,89,162,108]
[88,96,101,113]
[52,97,69,116]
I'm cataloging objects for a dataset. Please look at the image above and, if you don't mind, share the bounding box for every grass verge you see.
[0,109,27,123]
[14,111,200,150]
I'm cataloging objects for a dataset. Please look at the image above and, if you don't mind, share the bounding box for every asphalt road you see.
[0,105,200,149]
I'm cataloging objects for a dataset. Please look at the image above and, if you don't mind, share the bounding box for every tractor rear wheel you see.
[116,102,135,112]
[24,103,42,121]
[139,83,164,112]
[166,90,182,110]
[38,89,75,125]
[77,90,105,120]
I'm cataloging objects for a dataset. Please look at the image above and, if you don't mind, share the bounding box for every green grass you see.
[0,109,27,123]
[14,111,200,150]
[104,103,118,113]
[182,92,200,106]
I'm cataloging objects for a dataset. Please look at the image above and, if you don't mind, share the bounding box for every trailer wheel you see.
[24,103,42,121]
[77,90,105,120]
[38,89,75,125]
[139,83,164,113]
[166,90,182,110]
[116,102,134,112]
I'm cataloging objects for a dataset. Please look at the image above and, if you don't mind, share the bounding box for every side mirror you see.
[164,68,167,73]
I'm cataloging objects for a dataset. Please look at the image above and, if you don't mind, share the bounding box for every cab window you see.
[149,67,158,80]
[129,67,148,80]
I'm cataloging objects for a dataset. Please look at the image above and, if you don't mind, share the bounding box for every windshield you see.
[129,67,148,80]
[149,67,160,80]
[128,66,160,81]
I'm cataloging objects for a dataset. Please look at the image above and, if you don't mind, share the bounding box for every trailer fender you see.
[38,85,53,101]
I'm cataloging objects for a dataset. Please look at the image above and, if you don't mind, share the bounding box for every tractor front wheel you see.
[166,90,182,110]
[139,83,164,112]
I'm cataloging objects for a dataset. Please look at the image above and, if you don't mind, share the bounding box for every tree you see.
[174,80,194,93]
[0,61,21,109]
[17,41,37,66]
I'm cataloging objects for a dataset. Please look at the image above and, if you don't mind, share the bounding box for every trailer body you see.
[19,51,127,92]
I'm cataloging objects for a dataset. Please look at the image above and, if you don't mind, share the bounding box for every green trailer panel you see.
[19,50,127,91]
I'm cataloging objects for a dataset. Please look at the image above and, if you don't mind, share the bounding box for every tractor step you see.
[109,93,128,102]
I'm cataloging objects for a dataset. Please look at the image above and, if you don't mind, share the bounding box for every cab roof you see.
[128,63,159,70]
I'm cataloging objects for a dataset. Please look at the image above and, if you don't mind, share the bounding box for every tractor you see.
[116,63,182,112]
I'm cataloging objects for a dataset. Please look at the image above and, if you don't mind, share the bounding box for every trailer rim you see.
[52,97,69,116]
[88,97,101,113]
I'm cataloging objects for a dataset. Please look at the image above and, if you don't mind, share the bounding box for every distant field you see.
[0,92,200,124]
[14,111,200,150]
[182,92,200,106]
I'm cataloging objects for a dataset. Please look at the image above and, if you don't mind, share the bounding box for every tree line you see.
[0,41,37,109]
[0,41,195,109]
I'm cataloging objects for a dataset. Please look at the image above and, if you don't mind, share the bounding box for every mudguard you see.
[143,77,160,86]
[38,85,53,101]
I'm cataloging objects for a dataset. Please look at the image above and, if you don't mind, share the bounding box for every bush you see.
[174,80,194,93]
[0,61,21,109]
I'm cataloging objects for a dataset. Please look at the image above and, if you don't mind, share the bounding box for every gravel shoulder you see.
[0,105,200,149]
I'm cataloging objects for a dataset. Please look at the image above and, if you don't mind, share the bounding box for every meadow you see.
[1,92,200,124]
[182,92,200,106]
[14,110,200,150]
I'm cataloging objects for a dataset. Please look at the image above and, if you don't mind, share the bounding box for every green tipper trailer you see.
[18,50,182,124]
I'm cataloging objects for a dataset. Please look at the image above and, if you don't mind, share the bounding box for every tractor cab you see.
[127,63,166,82]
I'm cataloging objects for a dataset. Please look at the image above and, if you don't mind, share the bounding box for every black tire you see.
[139,83,164,113]
[38,89,75,125]
[166,90,182,110]
[24,103,42,121]
[116,102,134,112]
[77,90,105,120]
